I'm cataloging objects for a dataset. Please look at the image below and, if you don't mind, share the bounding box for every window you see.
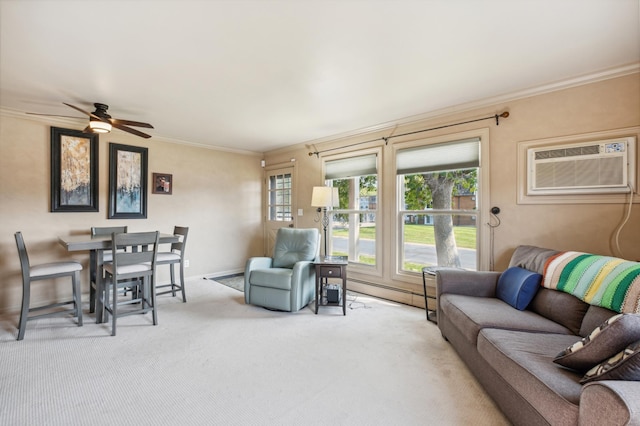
[324,153,378,266]
[396,138,480,272]
[268,171,292,221]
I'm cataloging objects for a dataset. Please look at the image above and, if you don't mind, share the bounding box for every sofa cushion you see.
[440,294,573,346]
[529,287,590,335]
[579,305,618,337]
[581,339,640,383]
[554,314,640,371]
[496,266,542,310]
[478,328,582,424]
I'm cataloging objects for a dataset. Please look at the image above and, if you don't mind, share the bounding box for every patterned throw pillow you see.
[554,314,640,371]
[580,340,640,383]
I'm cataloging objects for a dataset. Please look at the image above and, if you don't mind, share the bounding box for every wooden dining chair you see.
[14,232,83,341]
[156,226,189,302]
[89,226,128,313]
[100,231,159,336]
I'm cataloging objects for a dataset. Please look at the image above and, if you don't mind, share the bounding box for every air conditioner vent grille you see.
[534,144,600,160]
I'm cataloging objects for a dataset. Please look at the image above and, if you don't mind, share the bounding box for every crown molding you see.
[274,62,640,154]
[4,62,638,156]
[0,107,262,156]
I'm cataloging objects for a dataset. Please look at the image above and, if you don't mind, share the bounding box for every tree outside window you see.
[401,169,477,270]
[397,138,480,272]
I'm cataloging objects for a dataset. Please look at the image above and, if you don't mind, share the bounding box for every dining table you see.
[58,232,180,323]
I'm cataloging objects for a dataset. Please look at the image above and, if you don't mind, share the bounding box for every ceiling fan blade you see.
[63,102,106,122]
[111,122,152,139]
[110,118,154,129]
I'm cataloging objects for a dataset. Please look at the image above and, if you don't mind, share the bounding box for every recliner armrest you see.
[245,257,273,272]
[244,257,274,301]
[291,260,314,279]
[290,260,316,309]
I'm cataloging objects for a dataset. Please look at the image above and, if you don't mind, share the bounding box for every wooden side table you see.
[314,256,348,315]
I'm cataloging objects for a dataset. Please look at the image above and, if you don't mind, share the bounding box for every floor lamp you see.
[311,186,339,256]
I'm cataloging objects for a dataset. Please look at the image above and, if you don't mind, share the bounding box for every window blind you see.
[325,154,377,179]
[396,137,480,175]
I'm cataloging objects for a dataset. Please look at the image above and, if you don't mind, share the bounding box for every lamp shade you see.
[89,120,112,133]
[311,186,339,208]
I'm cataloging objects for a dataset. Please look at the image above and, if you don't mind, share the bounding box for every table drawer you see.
[319,266,342,278]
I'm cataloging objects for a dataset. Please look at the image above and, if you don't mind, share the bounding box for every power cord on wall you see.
[486,207,501,271]
[612,184,635,259]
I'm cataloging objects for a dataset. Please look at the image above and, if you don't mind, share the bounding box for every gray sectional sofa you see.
[436,245,640,426]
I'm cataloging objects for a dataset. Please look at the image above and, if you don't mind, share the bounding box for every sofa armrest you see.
[436,270,500,300]
[580,381,640,426]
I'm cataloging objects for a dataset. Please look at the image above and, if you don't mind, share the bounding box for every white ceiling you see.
[1,0,639,153]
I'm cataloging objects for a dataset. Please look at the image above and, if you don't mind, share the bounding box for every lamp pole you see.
[312,186,338,257]
[321,207,329,256]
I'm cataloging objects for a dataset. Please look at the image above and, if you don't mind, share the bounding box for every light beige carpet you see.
[0,278,508,426]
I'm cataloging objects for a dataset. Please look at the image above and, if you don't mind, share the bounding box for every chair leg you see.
[96,276,105,324]
[179,263,186,303]
[89,283,96,314]
[17,279,30,341]
[89,250,96,313]
[102,276,110,325]
[72,271,83,327]
[111,278,117,336]
[168,265,176,297]
[150,277,158,326]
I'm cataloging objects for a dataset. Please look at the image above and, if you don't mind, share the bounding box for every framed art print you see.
[50,127,99,212]
[152,173,173,194]
[108,143,148,219]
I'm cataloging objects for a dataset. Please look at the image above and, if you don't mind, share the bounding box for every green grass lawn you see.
[332,224,476,249]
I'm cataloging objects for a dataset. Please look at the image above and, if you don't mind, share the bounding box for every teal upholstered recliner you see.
[244,228,320,312]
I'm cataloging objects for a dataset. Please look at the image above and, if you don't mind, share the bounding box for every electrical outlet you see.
[184,260,190,268]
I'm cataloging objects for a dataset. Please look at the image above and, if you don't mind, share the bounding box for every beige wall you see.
[2,73,639,314]
[264,73,640,306]
[0,113,264,314]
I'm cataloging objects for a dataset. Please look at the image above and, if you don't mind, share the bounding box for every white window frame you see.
[391,128,490,283]
[322,147,383,277]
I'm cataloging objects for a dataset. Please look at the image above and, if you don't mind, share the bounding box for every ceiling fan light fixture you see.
[89,120,112,133]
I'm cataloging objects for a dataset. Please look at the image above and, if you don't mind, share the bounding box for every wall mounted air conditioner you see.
[527,137,636,195]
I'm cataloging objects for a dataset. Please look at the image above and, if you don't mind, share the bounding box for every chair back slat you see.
[91,226,128,236]
[111,231,159,268]
[169,226,189,254]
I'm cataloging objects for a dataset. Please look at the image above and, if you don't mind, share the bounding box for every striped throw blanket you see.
[543,251,640,314]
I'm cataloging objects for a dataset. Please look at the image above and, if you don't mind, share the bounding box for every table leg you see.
[315,273,320,314]
[89,250,96,313]
[95,250,105,323]
[342,275,346,316]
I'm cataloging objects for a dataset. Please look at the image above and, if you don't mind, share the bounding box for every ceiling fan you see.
[27,102,154,139]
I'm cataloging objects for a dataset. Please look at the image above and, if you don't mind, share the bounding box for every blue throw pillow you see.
[496,266,542,310]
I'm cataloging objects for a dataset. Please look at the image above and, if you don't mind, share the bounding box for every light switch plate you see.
[298,209,304,216]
